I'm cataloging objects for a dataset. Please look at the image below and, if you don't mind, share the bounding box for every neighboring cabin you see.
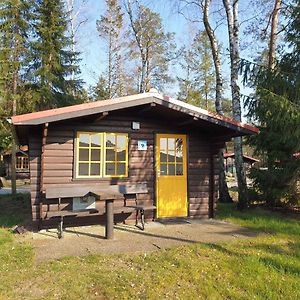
[224,152,259,175]
[11,91,258,228]
[0,146,30,180]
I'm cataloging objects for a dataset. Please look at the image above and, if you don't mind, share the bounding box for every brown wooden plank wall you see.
[28,128,42,221]
[29,114,224,224]
[41,117,157,220]
[188,135,212,218]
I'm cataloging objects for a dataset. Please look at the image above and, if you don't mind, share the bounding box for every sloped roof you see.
[3,145,28,156]
[224,152,260,164]
[11,91,258,135]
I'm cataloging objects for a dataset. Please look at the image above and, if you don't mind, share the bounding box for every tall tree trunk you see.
[11,70,17,199]
[108,33,113,98]
[10,7,21,199]
[218,150,233,202]
[67,0,89,84]
[202,0,232,203]
[223,0,248,209]
[140,58,147,93]
[67,0,76,82]
[202,0,223,115]
[125,0,147,93]
[268,0,282,70]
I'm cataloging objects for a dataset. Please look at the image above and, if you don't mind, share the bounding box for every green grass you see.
[0,196,300,299]
[0,193,31,227]
[216,203,300,237]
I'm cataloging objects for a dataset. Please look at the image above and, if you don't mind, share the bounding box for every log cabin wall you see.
[29,112,223,225]
[28,127,42,222]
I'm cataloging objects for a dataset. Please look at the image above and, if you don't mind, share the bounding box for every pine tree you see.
[243,1,300,206]
[0,0,33,114]
[91,76,110,100]
[32,0,83,109]
[0,0,34,197]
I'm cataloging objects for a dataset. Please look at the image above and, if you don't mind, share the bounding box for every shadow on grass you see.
[207,240,300,276]
[0,193,31,227]
[216,203,300,238]
[214,203,300,276]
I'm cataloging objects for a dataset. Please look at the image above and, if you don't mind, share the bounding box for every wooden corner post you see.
[209,150,215,219]
[40,123,48,194]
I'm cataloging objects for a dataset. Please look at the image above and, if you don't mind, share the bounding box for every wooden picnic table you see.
[45,187,124,239]
[44,183,155,239]
[86,190,125,240]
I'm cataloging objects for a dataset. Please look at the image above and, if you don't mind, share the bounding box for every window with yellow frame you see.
[16,156,29,171]
[76,132,128,178]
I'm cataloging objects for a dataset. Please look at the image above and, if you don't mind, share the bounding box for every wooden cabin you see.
[1,146,30,180]
[11,91,258,228]
[224,152,259,175]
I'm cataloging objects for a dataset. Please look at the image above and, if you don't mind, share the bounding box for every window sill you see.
[71,177,129,182]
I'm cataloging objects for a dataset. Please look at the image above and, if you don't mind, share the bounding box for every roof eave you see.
[12,93,258,136]
[12,96,155,125]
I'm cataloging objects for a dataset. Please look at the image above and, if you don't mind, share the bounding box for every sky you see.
[76,0,192,90]
[73,0,262,103]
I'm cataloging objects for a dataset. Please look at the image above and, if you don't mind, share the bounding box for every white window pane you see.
[106,134,115,147]
[79,134,89,147]
[117,135,126,148]
[91,134,101,147]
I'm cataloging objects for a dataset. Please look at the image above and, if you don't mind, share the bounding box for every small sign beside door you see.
[138,140,147,150]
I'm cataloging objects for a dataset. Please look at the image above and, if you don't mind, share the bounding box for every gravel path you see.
[0,187,30,195]
[23,219,257,263]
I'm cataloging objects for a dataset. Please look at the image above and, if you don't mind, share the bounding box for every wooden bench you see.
[46,208,99,239]
[119,184,156,230]
[41,183,156,238]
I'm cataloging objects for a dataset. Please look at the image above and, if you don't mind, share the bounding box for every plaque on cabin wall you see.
[138,140,147,150]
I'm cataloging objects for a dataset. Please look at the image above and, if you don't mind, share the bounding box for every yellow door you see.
[156,134,188,218]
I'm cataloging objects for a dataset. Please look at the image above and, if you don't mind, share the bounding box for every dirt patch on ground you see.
[22,219,257,263]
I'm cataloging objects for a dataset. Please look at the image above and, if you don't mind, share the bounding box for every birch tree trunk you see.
[67,0,76,82]
[202,0,223,115]
[268,0,282,70]
[223,0,248,209]
[202,0,232,203]
[125,0,147,93]
[66,0,89,83]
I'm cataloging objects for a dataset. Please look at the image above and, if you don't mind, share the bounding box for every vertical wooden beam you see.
[40,123,48,193]
[209,150,215,218]
[105,199,114,239]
